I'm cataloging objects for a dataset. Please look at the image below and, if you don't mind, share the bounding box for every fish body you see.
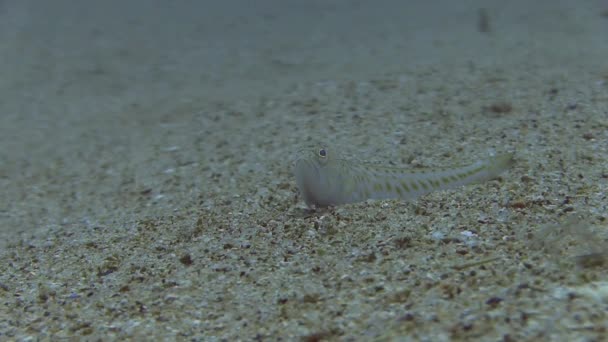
[294,145,513,208]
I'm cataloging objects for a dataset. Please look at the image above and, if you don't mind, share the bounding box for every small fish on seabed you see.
[294,143,514,208]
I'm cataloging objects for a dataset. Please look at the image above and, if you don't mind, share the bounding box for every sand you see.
[1,0,607,340]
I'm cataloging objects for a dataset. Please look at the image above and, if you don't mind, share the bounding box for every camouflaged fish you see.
[294,144,514,208]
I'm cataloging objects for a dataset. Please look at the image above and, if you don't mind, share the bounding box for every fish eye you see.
[318,148,327,158]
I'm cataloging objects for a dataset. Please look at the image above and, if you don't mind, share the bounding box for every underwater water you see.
[1,0,607,340]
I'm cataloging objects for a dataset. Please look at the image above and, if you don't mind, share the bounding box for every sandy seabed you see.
[1,1,607,340]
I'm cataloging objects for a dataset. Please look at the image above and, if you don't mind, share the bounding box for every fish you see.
[294,144,514,208]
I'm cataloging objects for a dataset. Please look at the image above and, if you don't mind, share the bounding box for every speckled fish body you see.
[294,145,514,208]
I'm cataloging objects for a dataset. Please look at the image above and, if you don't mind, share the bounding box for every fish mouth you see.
[294,158,322,207]
[294,158,323,196]
[294,158,320,180]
